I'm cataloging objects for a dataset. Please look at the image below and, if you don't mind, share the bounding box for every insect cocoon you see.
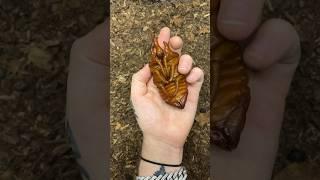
[149,37,188,109]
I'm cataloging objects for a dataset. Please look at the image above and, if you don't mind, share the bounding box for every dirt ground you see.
[0,0,319,180]
[110,0,210,179]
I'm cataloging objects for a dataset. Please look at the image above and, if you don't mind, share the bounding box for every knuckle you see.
[266,18,300,43]
[193,67,204,82]
[243,50,268,71]
[70,38,86,56]
[70,36,108,65]
[195,67,204,76]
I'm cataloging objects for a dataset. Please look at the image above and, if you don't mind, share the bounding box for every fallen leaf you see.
[143,26,149,31]
[115,122,122,130]
[196,111,209,127]
[199,26,210,34]
[172,15,184,27]
[186,32,195,42]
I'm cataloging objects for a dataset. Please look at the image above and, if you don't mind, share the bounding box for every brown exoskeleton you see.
[149,37,188,109]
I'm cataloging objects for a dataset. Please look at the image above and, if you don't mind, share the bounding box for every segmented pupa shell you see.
[211,0,251,150]
[149,37,188,109]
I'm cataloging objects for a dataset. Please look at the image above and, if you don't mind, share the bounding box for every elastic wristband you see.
[140,156,182,167]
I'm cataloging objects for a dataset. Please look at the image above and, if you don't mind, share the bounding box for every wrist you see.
[141,136,183,165]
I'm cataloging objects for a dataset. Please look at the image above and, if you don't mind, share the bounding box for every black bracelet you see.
[140,156,182,167]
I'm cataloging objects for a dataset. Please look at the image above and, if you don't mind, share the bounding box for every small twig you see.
[284,12,296,25]
[266,0,274,12]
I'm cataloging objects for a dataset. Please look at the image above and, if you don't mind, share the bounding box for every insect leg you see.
[159,84,170,97]
[153,68,169,84]
[163,42,170,78]
[169,63,176,81]
[155,58,168,80]
[173,78,179,97]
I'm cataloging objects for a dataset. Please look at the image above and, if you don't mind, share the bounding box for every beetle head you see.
[152,37,165,60]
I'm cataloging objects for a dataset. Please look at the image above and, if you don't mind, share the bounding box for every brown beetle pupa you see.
[149,37,188,109]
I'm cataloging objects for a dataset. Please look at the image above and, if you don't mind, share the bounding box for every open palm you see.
[131,27,204,149]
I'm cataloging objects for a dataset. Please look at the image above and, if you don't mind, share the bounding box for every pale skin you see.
[67,0,300,179]
[131,27,204,176]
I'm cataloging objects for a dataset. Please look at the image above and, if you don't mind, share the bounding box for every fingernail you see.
[180,65,186,70]
[179,65,187,73]
[218,1,253,30]
[220,5,247,26]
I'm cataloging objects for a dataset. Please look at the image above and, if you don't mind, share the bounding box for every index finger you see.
[217,0,265,40]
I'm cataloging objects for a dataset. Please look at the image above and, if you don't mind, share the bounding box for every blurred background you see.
[264,0,320,179]
[0,0,106,179]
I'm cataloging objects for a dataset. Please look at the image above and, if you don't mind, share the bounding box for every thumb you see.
[131,64,152,102]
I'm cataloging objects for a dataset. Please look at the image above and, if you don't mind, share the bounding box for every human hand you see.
[131,27,204,175]
[211,0,300,180]
[67,20,109,179]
